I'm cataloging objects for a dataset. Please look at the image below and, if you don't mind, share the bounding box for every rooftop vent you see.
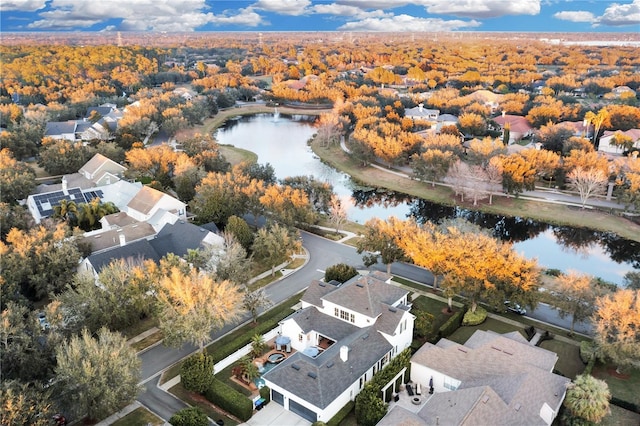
[457,348,467,353]
[362,333,369,340]
[319,282,326,287]
[388,306,397,313]
[356,283,364,288]
[291,364,300,371]
[308,372,317,379]
[514,403,521,411]
[326,362,334,368]
[482,395,490,404]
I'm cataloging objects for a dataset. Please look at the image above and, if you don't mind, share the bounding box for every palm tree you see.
[78,198,119,231]
[563,374,611,424]
[53,199,78,226]
[250,334,267,358]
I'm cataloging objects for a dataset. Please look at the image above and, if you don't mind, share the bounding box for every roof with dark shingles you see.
[263,326,392,410]
[45,120,77,135]
[300,280,339,308]
[149,220,211,257]
[87,239,162,272]
[288,306,359,340]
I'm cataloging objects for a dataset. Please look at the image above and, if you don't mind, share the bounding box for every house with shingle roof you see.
[126,185,187,223]
[599,129,640,154]
[262,272,414,423]
[493,113,534,144]
[377,330,569,426]
[79,153,126,186]
[44,120,78,141]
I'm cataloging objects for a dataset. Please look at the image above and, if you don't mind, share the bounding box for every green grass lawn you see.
[448,317,523,344]
[111,407,163,426]
[538,339,585,379]
[600,403,640,426]
[169,383,240,426]
[592,363,640,407]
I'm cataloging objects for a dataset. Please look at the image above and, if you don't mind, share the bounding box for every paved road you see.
[134,231,591,421]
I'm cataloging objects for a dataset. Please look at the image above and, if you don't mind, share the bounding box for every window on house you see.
[334,307,339,317]
[337,309,355,323]
[443,377,458,391]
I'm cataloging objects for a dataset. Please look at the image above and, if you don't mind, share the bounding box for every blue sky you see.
[1,0,639,33]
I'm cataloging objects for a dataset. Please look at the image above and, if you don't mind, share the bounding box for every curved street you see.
[128,230,591,424]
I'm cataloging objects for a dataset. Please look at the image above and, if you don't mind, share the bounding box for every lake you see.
[215,113,639,285]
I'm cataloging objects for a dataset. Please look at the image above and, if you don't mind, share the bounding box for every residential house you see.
[79,219,224,277]
[405,104,439,122]
[556,120,591,139]
[599,129,640,154]
[377,330,569,426]
[78,153,126,186]
[611,86,636,98]
[262,272,415,423]
[493,113,534,144]
[125,185,187,225]
[435,113,459,132]
[44,121,77,141]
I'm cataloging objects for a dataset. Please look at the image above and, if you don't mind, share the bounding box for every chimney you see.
[502,110,506,117]
[340,345,349,362]
[61,176,68,195]
[118,233,126,247]
[418,103,423,112]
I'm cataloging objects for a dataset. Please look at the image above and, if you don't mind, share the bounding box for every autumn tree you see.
[466,137,505,166]
[156,267,244,352]
[0,223,81,303]
[328,194,348,233]
[260,183,317,226]
[563,374,611,425]
[567,166,609,208]
[38,138,93,175]
[357,217,406,274]
[242,288,272,324]
[497,153,537,196]
[536,123,575,153]
[59,259,156,334]
[1,380,55,426]
[191,170,254,226]
[55,327,141,421]
[457,112,486,136]
[519,148,560,186]
[411,149,456,186]
[592,289,640,373]
[584,108,610,150]
[251,223,301,277]
[554,271,606,334]
[0,149,36,204]
[281,175,334,215]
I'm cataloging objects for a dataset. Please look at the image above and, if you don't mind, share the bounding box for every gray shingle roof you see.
[288,306,359,340]
[411,330,570,426]
[149,220,211,257]
[263,326,392,409]
[87,239,162,272]
[322,274,407,319]
[300,280,339,308]
[45,120,77,136]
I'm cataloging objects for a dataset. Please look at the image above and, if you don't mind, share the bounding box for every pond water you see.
[215,114,639,285]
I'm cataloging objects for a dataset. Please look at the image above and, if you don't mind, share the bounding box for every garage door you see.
[272,389,284,406]
[289,399,317,423]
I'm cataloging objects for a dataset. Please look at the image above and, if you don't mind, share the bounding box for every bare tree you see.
[242,288,273,324]
[567,166,608,208]
[329,194,348,233]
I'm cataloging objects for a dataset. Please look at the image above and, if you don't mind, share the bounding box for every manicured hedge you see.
[204,378,253,421]
[611,396,640,414]
[437,307,466,339]
[462,306,487,326]
[327,401,354,426]
[259,385,271,402]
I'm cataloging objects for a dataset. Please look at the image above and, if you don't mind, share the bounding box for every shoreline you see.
[179,105,640,244]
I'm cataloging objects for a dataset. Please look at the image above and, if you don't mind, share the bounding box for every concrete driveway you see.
[241,403,311,426]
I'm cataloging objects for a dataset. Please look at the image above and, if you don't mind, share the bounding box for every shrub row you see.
[437,307,466,339]
[326,401,355,426]
[204,378,253,422]
[259,385,271,403]
[579,341,597,365]
[610,396,640,414]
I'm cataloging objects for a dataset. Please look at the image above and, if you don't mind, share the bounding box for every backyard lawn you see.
[538,339,585,379]
[600,404,640,426]
[448,317,524,345]
[592,363,640,407]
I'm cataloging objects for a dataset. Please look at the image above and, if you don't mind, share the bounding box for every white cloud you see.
[253,0,311,16]
[312,3,390,18]
[25,0,265,31]
[338,14,481,31]
[0,0,46,12]
[596,0,640,26]
[553,10,595,23]
[422,0,541,18]
[336,0,413,8]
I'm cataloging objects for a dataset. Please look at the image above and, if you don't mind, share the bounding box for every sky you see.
[1,0,639,33]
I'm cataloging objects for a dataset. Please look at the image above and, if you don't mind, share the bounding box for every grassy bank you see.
[310,140,640,243]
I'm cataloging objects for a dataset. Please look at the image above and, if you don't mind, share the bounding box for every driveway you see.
[241,402,311,426]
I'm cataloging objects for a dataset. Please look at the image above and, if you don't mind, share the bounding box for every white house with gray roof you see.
[262,272,414,423]
[377,330,570,426]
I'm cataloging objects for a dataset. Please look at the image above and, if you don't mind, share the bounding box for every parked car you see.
[37,312,50,330]
[504,301,526,315]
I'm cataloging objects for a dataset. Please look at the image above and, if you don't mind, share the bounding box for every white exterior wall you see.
[127,195,186,222]
[410,363,460,393]
[382,312,414,354]
[26,196,42,223]
[320,300,376,328]
[280,319,307,352]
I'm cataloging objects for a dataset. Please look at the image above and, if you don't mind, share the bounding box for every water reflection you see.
[215,114,638,284]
